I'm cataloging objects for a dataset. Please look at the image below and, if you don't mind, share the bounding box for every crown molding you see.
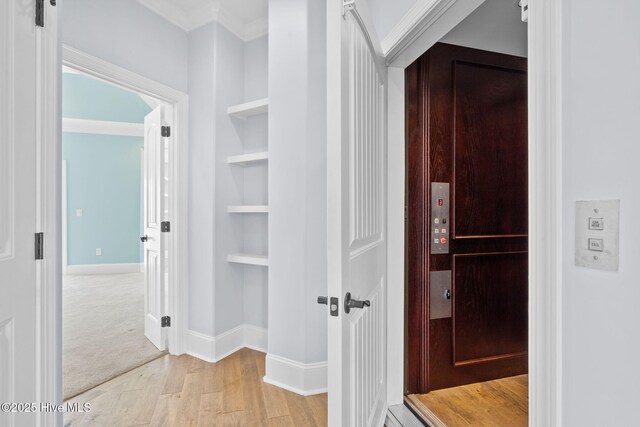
[215,5,245,39]
[136,0,196,31]
[136,0,267,41]
[244,16,269,41]
[62,118,144,137]
[382,0,458,60]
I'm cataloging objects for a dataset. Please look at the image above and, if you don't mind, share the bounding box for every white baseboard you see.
[65,263,143,275]
[244,324,268,352]
[186,324,268,364]
[186,325,326,396]
[263,353,327,396]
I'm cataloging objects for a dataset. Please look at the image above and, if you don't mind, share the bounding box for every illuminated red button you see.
[438,199,444,206]
[440,237,447,244]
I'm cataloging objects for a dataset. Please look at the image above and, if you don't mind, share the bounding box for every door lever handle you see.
[140,235,148,243]
[344,292,370,314]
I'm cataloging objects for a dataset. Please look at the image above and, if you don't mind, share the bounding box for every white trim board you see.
[65,263,144,275]
[384,0,485,67]
[384,0,563,425]
[38,1,61,423]
[263,353,327,397]
[186,324,268,363]
[62,118,144,137]
[527,0,563,425]
[187,327,326,397]
[63,45,190,358]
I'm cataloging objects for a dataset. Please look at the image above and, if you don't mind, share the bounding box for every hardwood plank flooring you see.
[407,375,528,427]
[64,348,327,427]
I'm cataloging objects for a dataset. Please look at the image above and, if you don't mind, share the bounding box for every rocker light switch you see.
[575,200,619,271]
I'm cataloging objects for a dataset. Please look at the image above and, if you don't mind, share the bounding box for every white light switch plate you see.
[76,208,83,217]
[575,200,619,271]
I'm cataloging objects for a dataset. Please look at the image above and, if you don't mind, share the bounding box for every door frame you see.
[60,46,189,357]
[383,0,563,425]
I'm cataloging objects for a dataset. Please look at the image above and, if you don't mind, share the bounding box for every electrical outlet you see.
[76,208,83,217]
[96,248,102,256]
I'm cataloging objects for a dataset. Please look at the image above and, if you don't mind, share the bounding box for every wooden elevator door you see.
[406,43,528,393]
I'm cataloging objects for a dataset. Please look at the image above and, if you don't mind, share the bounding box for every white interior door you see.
[143,106,167,351]
[327,0,388,425]
[0,1,39,425]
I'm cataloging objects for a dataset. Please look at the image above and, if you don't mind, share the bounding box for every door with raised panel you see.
[0,1,40,425]
[142,106,167,351]
[327,0,388,425]
[406,43,528,393]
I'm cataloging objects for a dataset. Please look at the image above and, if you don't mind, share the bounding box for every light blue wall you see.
[63,134,144,265]
[63,73,151,266]
[63,73,151,122]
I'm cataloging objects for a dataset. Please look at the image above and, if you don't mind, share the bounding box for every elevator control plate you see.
[575,200,619,271]
[431,183,450,254]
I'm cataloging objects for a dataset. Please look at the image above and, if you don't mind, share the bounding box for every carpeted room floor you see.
[63,273,165,399]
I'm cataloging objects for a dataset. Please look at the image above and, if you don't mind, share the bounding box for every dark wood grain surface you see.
[406,43,528,394]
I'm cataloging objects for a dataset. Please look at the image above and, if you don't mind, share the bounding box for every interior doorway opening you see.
[60,57,183,401]
[403,1,529,425]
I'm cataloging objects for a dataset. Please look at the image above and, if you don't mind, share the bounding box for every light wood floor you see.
[406,375,528,427]
[64,348,327,427]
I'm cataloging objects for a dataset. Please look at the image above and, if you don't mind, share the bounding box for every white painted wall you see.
[268,0,328,366]
[440,0,527,57]
[367,0,418,42]
[188,23,216,336]
[213,24,248,336]
[561,0,640,424]
[243,36,269,329]
[62,0,188,93]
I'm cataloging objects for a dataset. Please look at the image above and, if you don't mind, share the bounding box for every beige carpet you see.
[63,272,165,399]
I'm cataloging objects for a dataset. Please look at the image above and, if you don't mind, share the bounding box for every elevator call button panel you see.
[575,200,620,271]
[431,183,450,254]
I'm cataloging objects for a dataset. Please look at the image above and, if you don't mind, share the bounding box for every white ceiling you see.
[136,0,268,41]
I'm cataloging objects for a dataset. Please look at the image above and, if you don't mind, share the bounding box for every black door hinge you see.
[35,0,55,28]
[161,316,171,327]
[161,221,170,232]
[161,126,171,137]
[35,0,44,27]
[35,232,44,260]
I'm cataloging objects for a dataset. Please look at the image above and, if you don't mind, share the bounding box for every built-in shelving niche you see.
[227,98,269,266]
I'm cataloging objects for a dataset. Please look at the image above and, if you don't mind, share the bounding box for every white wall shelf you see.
[228,205,269,213]
[227,98,268,118]
[227,253,268,267]
[227,151,268,166]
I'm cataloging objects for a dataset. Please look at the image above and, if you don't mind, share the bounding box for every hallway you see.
[63,348,328,426]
